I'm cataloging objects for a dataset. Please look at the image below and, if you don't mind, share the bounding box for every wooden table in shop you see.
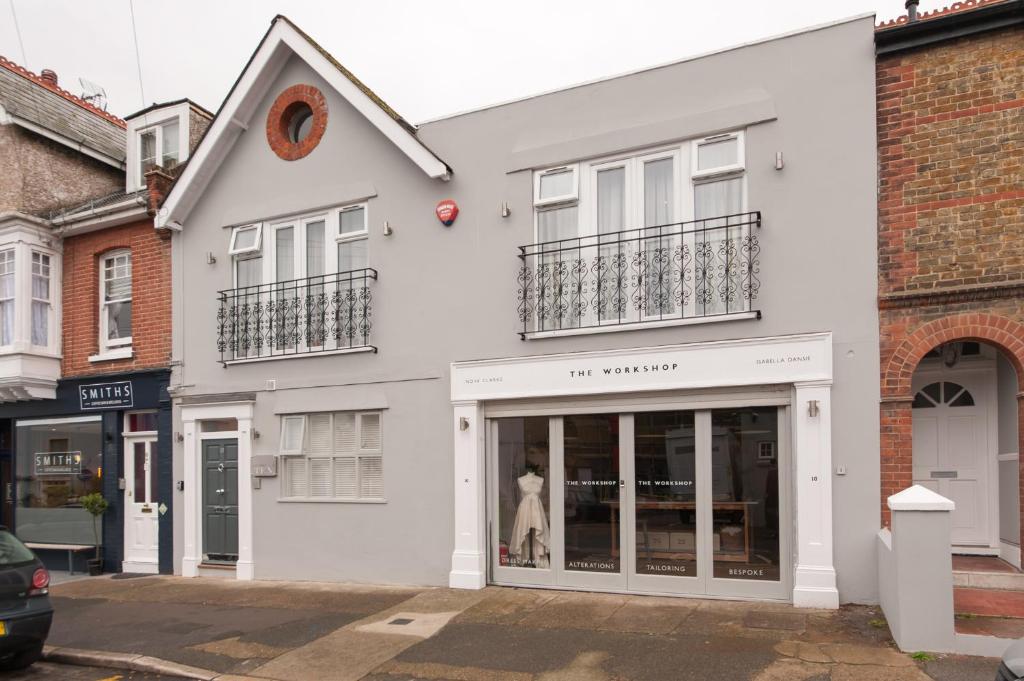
[604,500,757,563]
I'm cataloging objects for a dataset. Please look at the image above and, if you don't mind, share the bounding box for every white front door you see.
[123,437,159,573]
[912,371,995,548]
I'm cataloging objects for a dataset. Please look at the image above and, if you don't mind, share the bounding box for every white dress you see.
[509,472,550,568]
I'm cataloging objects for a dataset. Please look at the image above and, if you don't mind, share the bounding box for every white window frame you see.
[29,251,50,347]
[0,248,16,348]
[691,131,746,182]
[528,132,750,335]
[533,164,579,208]
[135,118,183,189]
[336,203,369,273]
[100,249,132,352]
[279,415,306,455]
[278,411,384,502]
[228,224,263,256]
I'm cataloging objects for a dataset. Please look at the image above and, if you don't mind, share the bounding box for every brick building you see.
[0,56,209,574]
[875,0,1024,572]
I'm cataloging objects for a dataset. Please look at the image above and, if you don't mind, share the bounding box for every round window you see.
[266,85,327,161]
[287,104,314,143]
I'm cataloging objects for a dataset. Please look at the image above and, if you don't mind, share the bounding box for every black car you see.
[0,528,52,670]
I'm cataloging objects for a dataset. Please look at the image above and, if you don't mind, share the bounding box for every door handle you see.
[216,488,225,494]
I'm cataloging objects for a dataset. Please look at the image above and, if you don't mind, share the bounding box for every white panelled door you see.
[911,371,994,548]
[123,437,159,573]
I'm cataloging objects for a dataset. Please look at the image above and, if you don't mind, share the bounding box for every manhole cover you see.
[389,618,415,626]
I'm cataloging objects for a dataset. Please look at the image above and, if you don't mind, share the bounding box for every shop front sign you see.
[79,381,134,410]
[451,333,833,401]
[34,452,83,476]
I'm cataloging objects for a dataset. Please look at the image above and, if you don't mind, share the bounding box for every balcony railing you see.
[217,268,377,364]
[517,211,761,338]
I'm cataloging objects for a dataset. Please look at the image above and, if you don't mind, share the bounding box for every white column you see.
[181,417,199,578]
[449,400,486,589]
[235,416,255,581]
[792,380,839,608]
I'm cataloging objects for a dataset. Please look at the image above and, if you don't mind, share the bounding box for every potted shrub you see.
[80,492,108,576]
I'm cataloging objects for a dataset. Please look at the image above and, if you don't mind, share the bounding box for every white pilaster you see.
[236,415,255,581]
[181,418,199,578]
[792,380,839,608]
[449,400,486,589]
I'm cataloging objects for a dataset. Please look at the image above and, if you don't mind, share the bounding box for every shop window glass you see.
[15,418,103,545]
[496,417,550,570]
[563,414,620,574]
[710,407,780,582]
[634,410,697,577]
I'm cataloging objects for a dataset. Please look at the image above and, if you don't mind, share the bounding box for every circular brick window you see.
[266,84,327,161]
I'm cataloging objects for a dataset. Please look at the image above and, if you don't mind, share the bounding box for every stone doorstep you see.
[954,586,1024,618]
[953,569,1024,591]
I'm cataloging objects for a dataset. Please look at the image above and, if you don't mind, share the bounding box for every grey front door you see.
[202,439,238,562]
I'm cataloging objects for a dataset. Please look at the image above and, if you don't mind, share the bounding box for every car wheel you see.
[0,643,42,671]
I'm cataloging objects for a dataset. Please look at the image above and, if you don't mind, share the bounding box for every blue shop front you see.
[0,369,172,574]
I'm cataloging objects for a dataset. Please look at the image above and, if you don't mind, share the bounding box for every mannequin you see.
[509,469,550,568]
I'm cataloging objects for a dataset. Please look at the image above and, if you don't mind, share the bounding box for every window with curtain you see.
[692,133,746,317]
[30,252,49,346]
[101,250,132,350]
[643,157,676,317]
[0,249,13,346]
[279,411,383,501]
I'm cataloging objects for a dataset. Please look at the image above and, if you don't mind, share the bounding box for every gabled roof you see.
[0,56,126,167]
[158,15,450,229]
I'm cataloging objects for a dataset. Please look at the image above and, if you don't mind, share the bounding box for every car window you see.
[0,531,36,565]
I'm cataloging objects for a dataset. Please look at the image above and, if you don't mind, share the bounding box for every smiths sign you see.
[79,381,134,410]
[35,452,82,476]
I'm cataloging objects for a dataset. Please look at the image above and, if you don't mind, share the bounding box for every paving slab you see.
[518,591,629,630]
[597,597,697,635]
[454,587,559,626]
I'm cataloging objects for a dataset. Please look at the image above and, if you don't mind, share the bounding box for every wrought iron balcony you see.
[217,269,377,364]
[517,212,761,338]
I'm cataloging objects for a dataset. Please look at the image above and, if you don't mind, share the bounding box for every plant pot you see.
[86,558,103,576]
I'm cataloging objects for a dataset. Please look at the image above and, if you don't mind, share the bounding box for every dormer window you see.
[138,119,180,183]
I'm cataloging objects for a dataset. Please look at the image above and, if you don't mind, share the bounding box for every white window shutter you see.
[359,456,383,498]
[334,457,357,498]
[307,414,332,453]
[360,413,381,451]
[309,458,331,497]
[280,415,305,454]
[284,457,307,497]
[334,413,357,452]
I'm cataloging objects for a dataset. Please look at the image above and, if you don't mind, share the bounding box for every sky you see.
[0,0,918,124]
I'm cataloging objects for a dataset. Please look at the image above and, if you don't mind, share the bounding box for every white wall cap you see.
[887,484,955,512]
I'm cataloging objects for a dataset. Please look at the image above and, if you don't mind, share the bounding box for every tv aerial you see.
[79,78,108,110]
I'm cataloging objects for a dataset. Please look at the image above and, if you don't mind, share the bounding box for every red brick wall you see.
[61,218,171,377]
[876,24,1024,526]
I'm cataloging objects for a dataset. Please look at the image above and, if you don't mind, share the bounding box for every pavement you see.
[41,575,1005,681]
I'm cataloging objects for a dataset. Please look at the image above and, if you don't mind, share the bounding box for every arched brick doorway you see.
[881,314,1024,552]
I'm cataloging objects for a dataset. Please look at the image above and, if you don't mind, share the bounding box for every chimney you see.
[144,166,175,221]
[39,69,58,87]
[905,0,920,22]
